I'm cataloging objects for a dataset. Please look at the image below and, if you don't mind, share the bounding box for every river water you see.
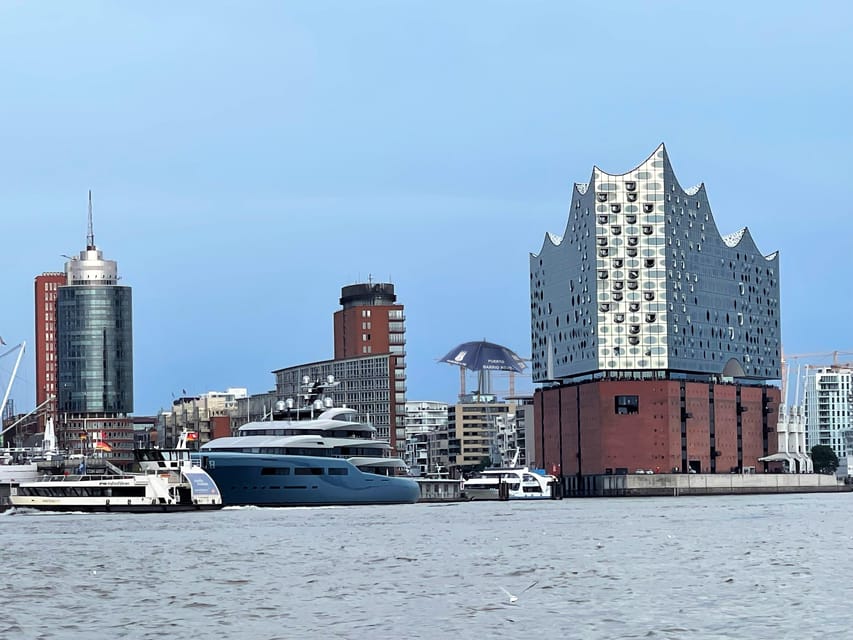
[2,493,851,639]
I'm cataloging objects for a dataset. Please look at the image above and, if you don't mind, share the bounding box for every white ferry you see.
[9,447,223,513]
[462,467,558,500]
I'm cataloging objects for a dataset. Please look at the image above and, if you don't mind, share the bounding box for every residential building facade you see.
[333,281,406,451]
[804,366,853,461]
[34,272,67,426]
[273,354,401,449]
[158,388,247,446]
[445,396,513,472]
[404,400,448,475]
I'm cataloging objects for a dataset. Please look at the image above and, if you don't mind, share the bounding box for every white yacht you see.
[462,452,558,501]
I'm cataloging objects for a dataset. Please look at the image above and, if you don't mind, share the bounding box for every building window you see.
[627,192,638,202]
[625,181,636,192]
[611,204,621,214]
[615,395,639,415]
[643,204,654,213]
[597,193,608,202]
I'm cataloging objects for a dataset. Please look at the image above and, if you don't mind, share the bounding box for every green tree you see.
[811,445,839,474]
[475,456,492,471]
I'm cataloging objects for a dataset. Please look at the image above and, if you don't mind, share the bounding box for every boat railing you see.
[37,473,136,483]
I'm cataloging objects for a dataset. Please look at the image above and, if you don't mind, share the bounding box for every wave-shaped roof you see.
[722,228,747,247]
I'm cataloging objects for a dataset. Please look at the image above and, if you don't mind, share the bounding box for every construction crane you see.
[781,349,853,405]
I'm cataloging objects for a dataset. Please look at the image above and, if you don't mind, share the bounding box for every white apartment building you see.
[804,366,853,461]
[404,400,448,475]
[159,388,248,445]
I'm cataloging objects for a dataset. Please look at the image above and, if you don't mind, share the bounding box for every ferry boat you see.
[9,446,223,513]
[462,454,559,501]
[187,377,420,506]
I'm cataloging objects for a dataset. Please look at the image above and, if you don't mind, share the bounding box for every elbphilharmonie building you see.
[530,144,780,383]
[530,146,783,486]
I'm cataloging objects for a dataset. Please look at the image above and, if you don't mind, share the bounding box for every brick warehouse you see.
[529,145,782,492]
[534,379,779,481]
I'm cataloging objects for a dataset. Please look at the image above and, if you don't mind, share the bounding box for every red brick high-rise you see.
[333,281,406,451]
[334,282,405,359]
[34,272,66,425]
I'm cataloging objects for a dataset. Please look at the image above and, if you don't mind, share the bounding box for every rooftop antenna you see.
[86,190,95,250]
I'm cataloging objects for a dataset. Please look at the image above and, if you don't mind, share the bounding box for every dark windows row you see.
[260,466,349,476]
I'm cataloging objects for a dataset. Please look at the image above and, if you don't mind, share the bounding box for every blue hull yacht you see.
[196,451,420,506]
[190,377,420,507]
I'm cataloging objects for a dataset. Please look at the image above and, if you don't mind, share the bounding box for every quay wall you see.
[592,473,848,497]
[415,478,463,502]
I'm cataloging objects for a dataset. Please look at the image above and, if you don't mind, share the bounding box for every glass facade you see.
[530,144,781,383]
[57,286,133,413]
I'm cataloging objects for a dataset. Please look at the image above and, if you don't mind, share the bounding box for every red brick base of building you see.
[533,378,780,478]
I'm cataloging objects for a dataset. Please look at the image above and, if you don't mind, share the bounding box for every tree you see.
[475,456,492,471]
[810,445,839,474]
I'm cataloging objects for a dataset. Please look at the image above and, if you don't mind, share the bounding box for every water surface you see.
[2,493,850,639]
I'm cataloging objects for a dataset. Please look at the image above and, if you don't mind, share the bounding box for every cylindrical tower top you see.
[339,282,397,308]
[65,248,118,285]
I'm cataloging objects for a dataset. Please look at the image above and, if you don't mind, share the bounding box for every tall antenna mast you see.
[86,190,95,250]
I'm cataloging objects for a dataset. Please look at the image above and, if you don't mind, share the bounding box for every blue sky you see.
[2,1,852,415]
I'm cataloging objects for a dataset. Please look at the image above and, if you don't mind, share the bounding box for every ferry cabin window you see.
[615,395,640,415]
[328,468,348,475]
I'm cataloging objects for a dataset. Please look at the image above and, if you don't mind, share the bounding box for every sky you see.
[2,1,852,416]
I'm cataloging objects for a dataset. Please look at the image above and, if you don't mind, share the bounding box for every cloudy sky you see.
[2,1,851,415]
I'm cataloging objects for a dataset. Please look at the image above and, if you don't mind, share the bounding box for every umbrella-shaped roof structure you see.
[440,340,527,373]
[440,340,527,400]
